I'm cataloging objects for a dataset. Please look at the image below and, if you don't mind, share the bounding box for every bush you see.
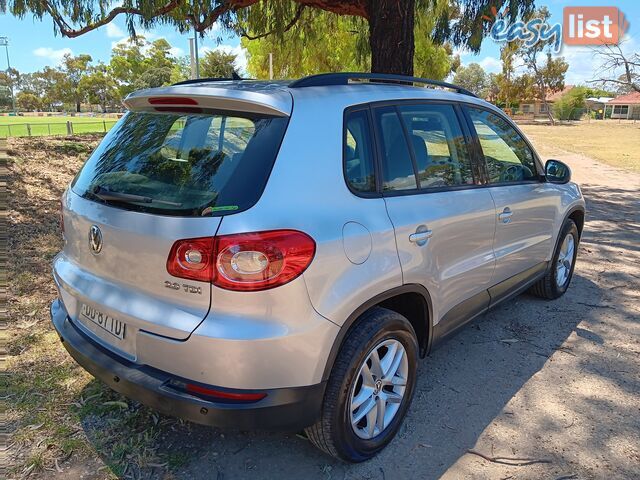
[553,87,587,120]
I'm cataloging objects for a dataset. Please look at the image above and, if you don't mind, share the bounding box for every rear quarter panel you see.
[215,89,402,327]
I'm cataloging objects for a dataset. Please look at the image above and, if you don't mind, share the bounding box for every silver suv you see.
[51,73,585,462]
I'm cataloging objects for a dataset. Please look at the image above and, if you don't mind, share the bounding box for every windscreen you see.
[72,111,288,216]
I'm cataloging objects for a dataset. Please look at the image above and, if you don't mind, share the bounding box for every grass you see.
[5,135,181,479]
[0,115,118,137]
[519,121,640,173]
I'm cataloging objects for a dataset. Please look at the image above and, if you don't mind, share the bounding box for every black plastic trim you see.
[51,299,325,431]
[435,290,491,342]
[564,205,586,238]
[488,261,548,306]
[321,284,433,381]
[431,261,549,349]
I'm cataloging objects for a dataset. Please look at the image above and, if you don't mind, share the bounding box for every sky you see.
[0,0,638,85]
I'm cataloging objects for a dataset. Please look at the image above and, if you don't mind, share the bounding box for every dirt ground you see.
[5,128,640,479]
[519,121,640,173]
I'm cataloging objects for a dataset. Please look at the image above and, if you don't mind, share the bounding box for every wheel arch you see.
[567,206,585,238]
[321,284,433,381]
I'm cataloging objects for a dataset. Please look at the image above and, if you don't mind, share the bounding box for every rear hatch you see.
[55,86,290,359]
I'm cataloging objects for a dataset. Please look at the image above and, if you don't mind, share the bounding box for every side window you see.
[467,107,538,183]
[373,106,418,191]
[398,104,474,188]
[344,109,376,193]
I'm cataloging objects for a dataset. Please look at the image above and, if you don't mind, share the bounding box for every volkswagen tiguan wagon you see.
[51,73,585,462]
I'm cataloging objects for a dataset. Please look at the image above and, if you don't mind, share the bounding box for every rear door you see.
[56,108,289,359]
[463,106,559,296]
[375,102,496,330]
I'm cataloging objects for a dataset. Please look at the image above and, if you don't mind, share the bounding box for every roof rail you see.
[173,72,244,86]
[288,72,478,97]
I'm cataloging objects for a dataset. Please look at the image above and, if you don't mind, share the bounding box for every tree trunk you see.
[76,100,81,113]
[366,0,415,75]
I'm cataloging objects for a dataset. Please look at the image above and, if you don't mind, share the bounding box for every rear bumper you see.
[51,299,325,431]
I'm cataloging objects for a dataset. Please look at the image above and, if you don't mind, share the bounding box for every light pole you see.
[194,29,200,79]
[0,36,16,113]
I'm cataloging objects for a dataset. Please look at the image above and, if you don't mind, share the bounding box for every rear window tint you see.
[72,111,288,216]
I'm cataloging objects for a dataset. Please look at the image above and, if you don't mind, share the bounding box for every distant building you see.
[585,97,613,119]
[605,91,640,119]
[518,85,574,116]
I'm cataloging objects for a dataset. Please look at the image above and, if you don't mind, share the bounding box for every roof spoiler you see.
[123,86,291,117]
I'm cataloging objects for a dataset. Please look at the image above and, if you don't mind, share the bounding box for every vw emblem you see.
[88,225,103,254]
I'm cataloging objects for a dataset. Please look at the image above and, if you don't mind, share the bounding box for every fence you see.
[0,120,118,138]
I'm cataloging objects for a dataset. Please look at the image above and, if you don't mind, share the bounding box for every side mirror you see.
[545,159,571,184]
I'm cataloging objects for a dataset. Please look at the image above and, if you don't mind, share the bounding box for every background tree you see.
[553,86,586,121]
[243,7,457,80]
[0,68,19,110]
[453,63,487,96]
[485,73,500,103]
[170,56,191,83]
[4,0,536,76]
[110,37,179,94]
[80,63,120,112]
[59,53,93,112]
[588,43,639,94]
[16,91,42,111]
[242,11,369,78]
[495,41,520,109]
[200,50,239,78]
[512,7,568,124]
[110,37,148,98]
[34,67,67,111]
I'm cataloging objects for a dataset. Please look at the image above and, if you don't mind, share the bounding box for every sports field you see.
[0,115,119,137]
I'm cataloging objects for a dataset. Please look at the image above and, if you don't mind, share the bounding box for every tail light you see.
[148,96,199,105]
[166,230,315,291]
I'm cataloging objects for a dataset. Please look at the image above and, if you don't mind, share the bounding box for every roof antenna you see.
[232,71,242,80]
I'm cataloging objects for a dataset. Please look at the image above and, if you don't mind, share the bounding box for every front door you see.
[464,106,559,296]
[373,103,496,329]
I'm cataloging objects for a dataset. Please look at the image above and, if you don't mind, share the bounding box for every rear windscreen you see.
[72,111,288,216]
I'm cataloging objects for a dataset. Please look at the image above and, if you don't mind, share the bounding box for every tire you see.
[305,307,418,462]
[530,219,579,299]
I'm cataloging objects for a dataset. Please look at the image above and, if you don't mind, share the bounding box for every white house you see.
[605,91,640,119]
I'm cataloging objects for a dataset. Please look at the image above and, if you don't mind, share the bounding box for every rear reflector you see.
[185,383,267,402]
[148,96,199,105]
[166,230,315,291]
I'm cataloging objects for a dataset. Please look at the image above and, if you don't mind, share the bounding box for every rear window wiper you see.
[92,185,183,207]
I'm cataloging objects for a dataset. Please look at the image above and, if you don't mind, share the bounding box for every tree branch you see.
[238,4,306,40]
[190,0,261,33]
[588,78,640,92]
[42,0,183,38]
[292,0,367,18]
[40,0,369,39]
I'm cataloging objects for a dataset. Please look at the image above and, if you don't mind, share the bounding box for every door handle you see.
[409,230,433,246]
[498,207,513,224]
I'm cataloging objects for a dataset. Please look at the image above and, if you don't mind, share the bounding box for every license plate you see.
[80,304,126,340]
